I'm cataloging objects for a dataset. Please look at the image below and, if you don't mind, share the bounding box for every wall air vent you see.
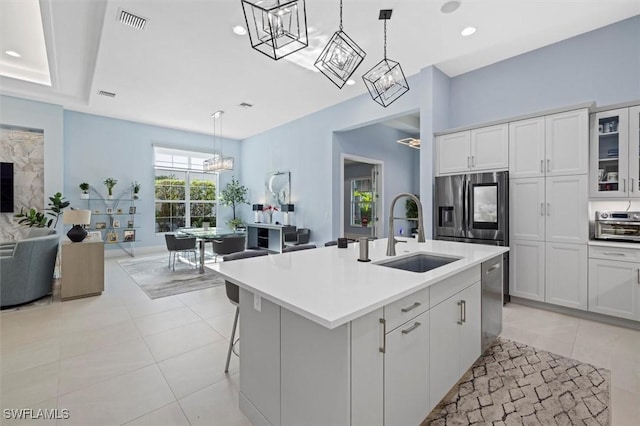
[98,90,116,98]
[118,9,148,30]
[239,102,253,108]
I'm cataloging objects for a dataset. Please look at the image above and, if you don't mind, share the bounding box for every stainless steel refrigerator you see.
[434,171,509,303]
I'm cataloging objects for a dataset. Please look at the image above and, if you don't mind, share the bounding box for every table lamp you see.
[281,204,294,226]
[252,204,263,223]
[63,209,92,242]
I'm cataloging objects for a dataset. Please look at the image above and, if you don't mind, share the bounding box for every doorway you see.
[340,154,383,240]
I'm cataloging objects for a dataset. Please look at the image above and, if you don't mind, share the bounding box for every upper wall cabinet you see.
[590,106,640,198]
[509,109,589,179]
[436,124,508,175]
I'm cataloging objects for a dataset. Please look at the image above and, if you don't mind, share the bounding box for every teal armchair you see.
[0,235,59,308]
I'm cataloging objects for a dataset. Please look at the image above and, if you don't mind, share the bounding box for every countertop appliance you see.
[594,211,640,242]
[434,171,509,303]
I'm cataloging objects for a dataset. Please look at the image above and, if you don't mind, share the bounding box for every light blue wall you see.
[240,74,421,244]
[64,111,241,250]
[0,95,64,233]
[449,15,640,128]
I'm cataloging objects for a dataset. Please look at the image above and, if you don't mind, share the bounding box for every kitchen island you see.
[217,238,508,426]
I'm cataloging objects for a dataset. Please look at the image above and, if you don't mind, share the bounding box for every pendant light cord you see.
[339,0,343,31]
[383,19,387,59]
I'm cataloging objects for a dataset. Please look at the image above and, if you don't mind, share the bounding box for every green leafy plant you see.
[406,195,419,234]
[219,176,249,227]
[46,192,70,227]
[228,218,244,230]
[79,182,90,193]
[13,192,69,228]
[103,178,118,196]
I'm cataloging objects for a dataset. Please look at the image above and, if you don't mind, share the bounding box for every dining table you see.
[179,227,246,273]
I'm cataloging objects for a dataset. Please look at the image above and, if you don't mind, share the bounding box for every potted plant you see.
[14,192,70,228]
[219,176,249,230]
[103,178,117,199]
[79,182,90,199]
[132,181,141,200]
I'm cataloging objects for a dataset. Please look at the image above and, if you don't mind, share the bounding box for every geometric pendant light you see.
[362,9,409,107]
[241,0,309,60]
[204,111,234,172]
[314,0,366,88]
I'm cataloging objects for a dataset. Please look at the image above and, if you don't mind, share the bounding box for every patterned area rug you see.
[423,337,610,425]
[118,253,225,299]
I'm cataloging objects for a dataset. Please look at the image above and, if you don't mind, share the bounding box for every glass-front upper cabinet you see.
[589,108,630,198]
[630,105,640,198]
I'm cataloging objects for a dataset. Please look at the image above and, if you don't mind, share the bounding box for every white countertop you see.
[588,239,640,249]
[215,238,508,329]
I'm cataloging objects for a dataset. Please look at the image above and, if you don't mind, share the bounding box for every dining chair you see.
[164,233,198,271]
[223,249,269,372]
[212,234,246,262]
[282,243,316,253]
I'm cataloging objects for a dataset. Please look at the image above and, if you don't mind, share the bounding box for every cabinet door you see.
[436,131,471,175]
[545,242,587,310]
[385,311,430,426]
[470,124,509,171]
[628,106,640,198]
[429,296,460,409]
[588,258,640,320]
[458,282,481,374]
[590,108,630,198]
[510,178,545,241]
[510,239,545,301]
[545,175,588,244]
[509,117,545,178]
[545,109,588,176]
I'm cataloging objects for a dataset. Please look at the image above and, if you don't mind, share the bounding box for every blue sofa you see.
[0,234,59,308]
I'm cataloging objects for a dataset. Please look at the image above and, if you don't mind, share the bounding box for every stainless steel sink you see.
[375,253,460,273]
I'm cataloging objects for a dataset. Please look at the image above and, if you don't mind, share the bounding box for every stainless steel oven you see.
[595,211,640,242]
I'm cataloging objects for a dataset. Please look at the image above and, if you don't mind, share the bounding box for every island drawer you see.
[384,287,430,332]
[429,266,480,308]
[589,245,640,262]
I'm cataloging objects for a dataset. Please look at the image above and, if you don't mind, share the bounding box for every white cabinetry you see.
[588,245,640,320]
[429,281,481,409]
[509,109,588,309]
[509,109,588,178]
[384,310,430,426]
[590,106,640,198]
[436,124,508,175]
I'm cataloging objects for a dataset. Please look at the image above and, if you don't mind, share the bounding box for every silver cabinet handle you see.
[603,252,626,256]
[401,302,421,313]
[540,160,544,173]
[401,321,422,335]
[547,202,550,216]
[457,300,464,325]
[547,159,550,172]
[632,178,635,193]
[623,179,627,193]
[540,203,544,216]
[467,156,470,168]
[461,300,466,323]
[637,269,639,285]
[486,263,500,273]
[471,156,475,167]
[379,318,386,353]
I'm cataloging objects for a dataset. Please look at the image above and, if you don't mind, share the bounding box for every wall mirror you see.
[265,171,290,208]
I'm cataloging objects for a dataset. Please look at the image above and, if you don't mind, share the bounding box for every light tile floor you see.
[1,255,638,425]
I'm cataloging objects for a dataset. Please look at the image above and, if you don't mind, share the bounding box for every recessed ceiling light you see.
[233,25,247,36]
[440,1,460,14]
[461,26,476,36]
[346,79,356,86]
[5,50,21,58]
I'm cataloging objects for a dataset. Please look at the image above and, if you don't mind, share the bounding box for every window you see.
[154,147,217,233]
[350,177,374,227]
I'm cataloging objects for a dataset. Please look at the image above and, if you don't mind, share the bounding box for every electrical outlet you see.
[254,294,261,312]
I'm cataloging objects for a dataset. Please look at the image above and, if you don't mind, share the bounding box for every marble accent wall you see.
[0,125,45,242]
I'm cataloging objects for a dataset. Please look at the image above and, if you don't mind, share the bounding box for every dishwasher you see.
[481,255,504,353]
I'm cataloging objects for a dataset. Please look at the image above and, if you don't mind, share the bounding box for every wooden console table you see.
[246,223,295,253]
[61,239,104,300]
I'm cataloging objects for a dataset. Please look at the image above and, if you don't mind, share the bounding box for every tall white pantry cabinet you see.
[509,108,589,309]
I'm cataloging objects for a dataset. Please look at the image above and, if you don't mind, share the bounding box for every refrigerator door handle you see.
[462,178,467,233]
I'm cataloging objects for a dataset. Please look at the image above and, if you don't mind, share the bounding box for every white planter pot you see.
[80,193,89,200]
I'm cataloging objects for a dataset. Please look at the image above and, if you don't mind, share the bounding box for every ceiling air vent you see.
[239,102,253,108]
[118,9,148,30]
[98,90,116,98]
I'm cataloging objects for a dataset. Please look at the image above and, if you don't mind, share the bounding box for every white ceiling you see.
[1,0,638,140]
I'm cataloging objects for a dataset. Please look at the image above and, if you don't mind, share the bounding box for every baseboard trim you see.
[239,391,272,426]
[509,296,640,331]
